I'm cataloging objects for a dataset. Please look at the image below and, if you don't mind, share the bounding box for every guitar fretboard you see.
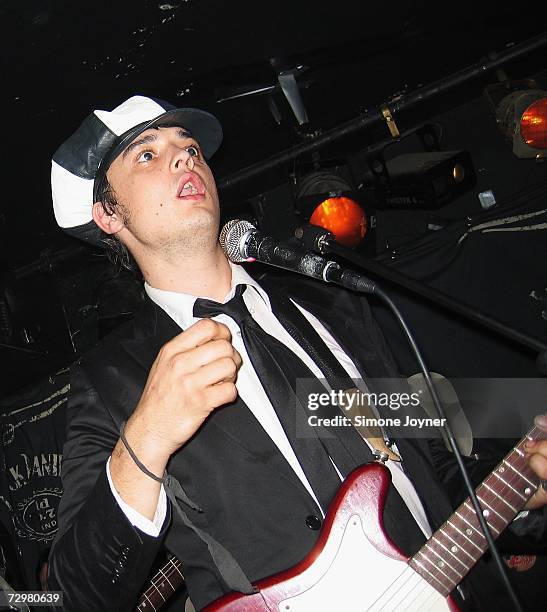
[409,426,542,596]
[135,555,185,612]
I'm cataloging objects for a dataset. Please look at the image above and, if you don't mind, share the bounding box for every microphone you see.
[219,219,376,294]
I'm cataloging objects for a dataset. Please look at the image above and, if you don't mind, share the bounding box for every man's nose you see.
[172,147,194,171]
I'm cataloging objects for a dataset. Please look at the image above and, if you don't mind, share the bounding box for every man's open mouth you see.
[177,173,206,198]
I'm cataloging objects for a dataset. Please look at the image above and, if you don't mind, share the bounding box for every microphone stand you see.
[296,225,547,373]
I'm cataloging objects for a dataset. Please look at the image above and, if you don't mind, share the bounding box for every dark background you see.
[0,1,546,392]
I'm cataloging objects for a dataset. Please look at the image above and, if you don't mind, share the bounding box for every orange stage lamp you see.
[520,97,547,149]
[309,196,367,248]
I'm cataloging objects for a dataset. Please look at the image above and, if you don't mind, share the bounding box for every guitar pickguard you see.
[277,513,449,612]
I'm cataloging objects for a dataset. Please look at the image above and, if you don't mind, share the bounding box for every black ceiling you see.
[0,1,545,269]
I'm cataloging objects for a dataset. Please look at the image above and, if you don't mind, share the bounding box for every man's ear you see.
[92,202,125,235]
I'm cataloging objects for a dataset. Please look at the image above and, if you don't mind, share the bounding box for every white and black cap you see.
[51,95,223,245]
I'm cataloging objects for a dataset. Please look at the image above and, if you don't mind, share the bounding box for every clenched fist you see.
[133,318,242,455]
[110,319,241,518]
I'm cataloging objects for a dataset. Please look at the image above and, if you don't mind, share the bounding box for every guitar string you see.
[364,564,419,610]
[368,566,428,611]
[395,588,439,612]
[365,563,445,612]
[420,589,446,612]
[395,570,446,612]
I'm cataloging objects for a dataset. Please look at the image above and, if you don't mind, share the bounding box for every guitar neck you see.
[409,426,542,596]
[135,555,185,612]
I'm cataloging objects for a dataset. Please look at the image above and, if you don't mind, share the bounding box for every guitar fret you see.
[416,550,460,587]
[142,593,156,611]
[508,454,530,477]
[422,543,465,580]
[454,510,485,541]
[491,471,527,501]
[426,536,472,571]
[158,568,175,592]
[514,448,525,457]
[476,495,509,524]
[482,482,518,513]
[463,502,500,535]
[410,557,453,595]
[446,519,484,551]
[150,581,166,602]
[437,527,478,562]
[169,557,184,579]
[503,460,536,488]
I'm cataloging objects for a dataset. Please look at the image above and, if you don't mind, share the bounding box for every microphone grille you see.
[219,219,255,263]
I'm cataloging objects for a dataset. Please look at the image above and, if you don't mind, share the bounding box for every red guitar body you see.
[204,463,458,612]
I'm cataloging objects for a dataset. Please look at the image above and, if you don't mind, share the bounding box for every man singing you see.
[48,95,547,611]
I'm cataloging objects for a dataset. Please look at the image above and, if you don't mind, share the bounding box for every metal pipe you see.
[218,31,547,191]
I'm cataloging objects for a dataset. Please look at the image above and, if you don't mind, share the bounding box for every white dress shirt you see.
[107,263,432,539]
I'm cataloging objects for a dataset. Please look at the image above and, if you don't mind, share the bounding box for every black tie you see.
[193,284,347,512]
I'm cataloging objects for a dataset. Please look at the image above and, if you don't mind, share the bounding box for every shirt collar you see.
[144,262,271,329]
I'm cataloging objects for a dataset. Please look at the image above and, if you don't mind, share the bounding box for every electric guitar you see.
[136,424,543,612]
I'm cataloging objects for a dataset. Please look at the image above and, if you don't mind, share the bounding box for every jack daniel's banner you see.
[0,371,68,590]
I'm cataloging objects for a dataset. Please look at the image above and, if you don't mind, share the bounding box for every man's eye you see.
[186,145,200,157]
[137,151,154,163]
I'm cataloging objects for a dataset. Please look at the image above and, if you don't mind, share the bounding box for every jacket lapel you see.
[261,277,395,379]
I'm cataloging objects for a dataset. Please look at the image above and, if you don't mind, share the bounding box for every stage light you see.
[369,150,477,209]
[296,168,367,248]
[309,196,367,248]
[497,90,547,158]
[519,97,547,149]
[486,79,547,159]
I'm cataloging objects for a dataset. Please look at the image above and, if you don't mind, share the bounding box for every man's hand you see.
[129,318,242,457]
[109,319,241,519]
[524,414,547,510]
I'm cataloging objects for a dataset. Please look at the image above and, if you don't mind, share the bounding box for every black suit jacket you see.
[47,275,540,611]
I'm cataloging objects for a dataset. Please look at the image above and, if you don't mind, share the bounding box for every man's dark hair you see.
[95,177,137,273]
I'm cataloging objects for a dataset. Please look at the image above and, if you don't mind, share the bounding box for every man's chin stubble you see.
[159,213,219,260]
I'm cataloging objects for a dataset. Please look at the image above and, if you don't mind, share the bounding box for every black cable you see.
[373,286,523,612]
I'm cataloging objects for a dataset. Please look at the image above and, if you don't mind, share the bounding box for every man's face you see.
[105,126,220,259]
